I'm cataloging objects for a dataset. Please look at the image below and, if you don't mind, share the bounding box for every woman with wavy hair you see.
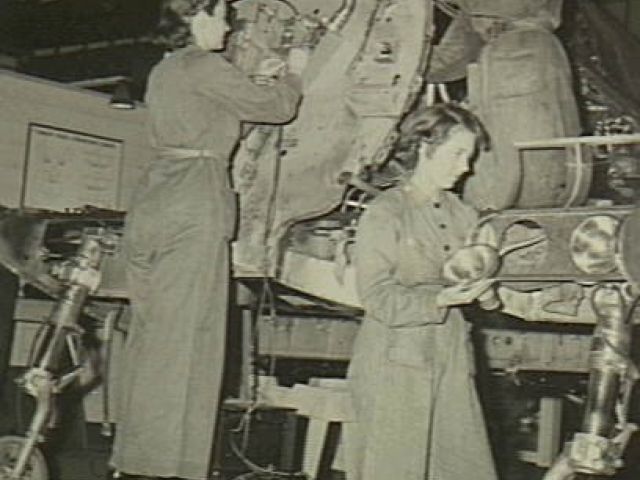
[111,1,304,478]
[345,103,497,480]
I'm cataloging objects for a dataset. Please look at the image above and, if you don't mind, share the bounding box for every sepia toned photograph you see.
[0,1,639,479]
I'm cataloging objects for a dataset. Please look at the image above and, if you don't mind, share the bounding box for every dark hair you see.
[156,0,223,49]
[394,103,490,169]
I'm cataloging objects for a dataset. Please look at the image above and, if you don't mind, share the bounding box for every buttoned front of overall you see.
[344,188,497,480]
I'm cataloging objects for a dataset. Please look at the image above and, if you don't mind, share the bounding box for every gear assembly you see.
[0,1,640,479]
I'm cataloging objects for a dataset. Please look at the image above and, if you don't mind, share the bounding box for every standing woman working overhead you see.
[111,1,304,479]
[345,103,497,480]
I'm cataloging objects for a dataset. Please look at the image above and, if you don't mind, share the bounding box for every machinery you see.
[541,285,638,480]
[1,0,640,479]
[224,1,640,479]
[230,0,433,274]
[0,221,121,480]
[462,136,640,479]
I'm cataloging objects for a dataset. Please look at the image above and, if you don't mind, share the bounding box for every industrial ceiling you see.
[0,0,164,98]
[0,0,638,104]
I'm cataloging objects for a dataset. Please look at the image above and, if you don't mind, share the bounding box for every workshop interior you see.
[1,0,640,479]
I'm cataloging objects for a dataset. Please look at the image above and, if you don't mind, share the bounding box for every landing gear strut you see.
[0,228,118,480]
[544,284,639,480]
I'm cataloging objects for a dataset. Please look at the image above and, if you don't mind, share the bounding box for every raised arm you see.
[188,53,303,124]
[426,14,484,83]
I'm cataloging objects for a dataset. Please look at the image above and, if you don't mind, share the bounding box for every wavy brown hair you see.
[394,103,491,171]
[156,0,224,49]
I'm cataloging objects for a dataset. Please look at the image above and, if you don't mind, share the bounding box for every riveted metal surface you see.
[481,206,634,284]
[617,205,640,290]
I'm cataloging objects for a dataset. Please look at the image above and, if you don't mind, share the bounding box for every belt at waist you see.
[470,16,554,41]
[155,146,219,160]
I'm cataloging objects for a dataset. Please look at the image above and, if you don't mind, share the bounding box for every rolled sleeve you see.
[188,54,302,124]
[426,15,484,83]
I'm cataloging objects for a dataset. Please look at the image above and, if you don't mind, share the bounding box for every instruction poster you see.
[22,123,122,211]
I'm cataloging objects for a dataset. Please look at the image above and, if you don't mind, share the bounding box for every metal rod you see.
[514,134,640,149]
[69,75,128,88]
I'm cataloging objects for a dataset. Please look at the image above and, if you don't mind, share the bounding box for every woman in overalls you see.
[111,1,303,478]
[345,104,497,480]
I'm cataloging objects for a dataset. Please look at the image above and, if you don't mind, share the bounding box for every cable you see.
[100,305,126,437]
[260,127,284,277]
[254,123,284,392]
[228,279,306,480]
[228,425,307,480]
[231,277,280,471]
[434,0,461,17]
[274,0,300,17]
[254,278,279,384]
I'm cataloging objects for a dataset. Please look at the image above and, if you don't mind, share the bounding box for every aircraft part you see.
[543,285,639,480]
[0,436,48,480]
[231,0,434,275]
[617,204,640,292]
[0,229,118,480]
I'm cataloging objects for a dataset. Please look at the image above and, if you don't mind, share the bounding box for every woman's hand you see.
[442,244,499,284]
[436,279,496,308]
[287,47,310,76]
[257,57,287,76]
[253,57,288,85]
